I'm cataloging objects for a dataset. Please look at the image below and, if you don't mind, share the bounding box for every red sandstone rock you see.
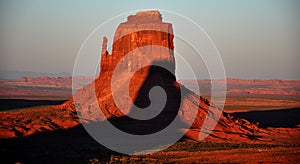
[100,10,174,76]
[62,10,262,141]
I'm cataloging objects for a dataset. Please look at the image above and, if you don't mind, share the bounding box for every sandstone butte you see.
[1,10,273,143]
[60,10,263,142]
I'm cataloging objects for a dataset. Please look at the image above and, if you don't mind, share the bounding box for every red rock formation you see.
[100,10,174,76]
[61,10,262,141]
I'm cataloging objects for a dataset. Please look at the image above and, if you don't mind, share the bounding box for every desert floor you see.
[0,78,299,163]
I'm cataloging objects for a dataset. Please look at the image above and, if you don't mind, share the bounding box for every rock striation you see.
[100,10,174,75]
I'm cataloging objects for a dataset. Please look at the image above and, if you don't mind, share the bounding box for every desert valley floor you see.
[0,78,299,163]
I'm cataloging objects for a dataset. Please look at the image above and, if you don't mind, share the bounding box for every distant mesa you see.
[0,70,71,80]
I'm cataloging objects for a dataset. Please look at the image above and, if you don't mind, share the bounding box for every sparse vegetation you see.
[164,141,278,152]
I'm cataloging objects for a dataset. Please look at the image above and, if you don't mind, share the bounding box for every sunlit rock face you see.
[100,10,175,76]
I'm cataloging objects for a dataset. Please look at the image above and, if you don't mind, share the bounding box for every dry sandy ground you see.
[0,78,300,163]
[0,104,299,163]
[0,122,299,163]
[142,147,300,163]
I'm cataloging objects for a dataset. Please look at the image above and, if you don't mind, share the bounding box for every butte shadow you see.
[231,107,300,128]
[107,61,183,135]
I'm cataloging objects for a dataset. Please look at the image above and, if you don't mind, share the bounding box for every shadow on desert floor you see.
[0,123,120,163]
[0,99,67,111]
[231,107,300,128]
[1,108,299,163]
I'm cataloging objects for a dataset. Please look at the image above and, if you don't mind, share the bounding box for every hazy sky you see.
[0,0,299,79]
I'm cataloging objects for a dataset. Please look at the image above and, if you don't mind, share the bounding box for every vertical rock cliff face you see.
[100,10,175,76]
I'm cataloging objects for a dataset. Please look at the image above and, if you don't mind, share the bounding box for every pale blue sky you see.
[0,0,299,79]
